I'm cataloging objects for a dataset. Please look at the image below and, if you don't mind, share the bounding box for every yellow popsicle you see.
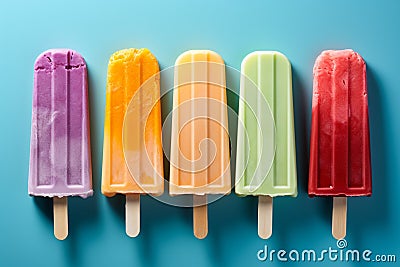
[101,48,163,236]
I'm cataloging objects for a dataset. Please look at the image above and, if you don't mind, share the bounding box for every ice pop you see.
[28,49,92,240]
[235,51,297,239]
[169,50,231,239]
[102,48,164,237]
[309,49,372,239]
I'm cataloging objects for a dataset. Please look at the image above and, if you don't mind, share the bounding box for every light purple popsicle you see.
[28,49,92,198]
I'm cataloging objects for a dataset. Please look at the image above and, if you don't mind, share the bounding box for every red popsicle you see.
[308,49,372,239]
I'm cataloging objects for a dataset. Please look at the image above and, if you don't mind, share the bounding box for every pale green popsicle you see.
[235,51,297,197]
[235,51,297,238]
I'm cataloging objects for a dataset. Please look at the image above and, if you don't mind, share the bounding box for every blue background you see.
[1,0,399,266]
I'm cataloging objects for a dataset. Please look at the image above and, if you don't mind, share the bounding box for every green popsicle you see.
[235,51,297,238]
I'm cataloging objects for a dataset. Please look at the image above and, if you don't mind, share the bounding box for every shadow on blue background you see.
[348,66,390,246]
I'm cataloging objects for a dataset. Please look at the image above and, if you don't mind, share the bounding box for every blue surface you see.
[1,0,399,266]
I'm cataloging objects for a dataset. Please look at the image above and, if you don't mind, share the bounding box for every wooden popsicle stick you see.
[258,196,273,239]
[193,195,208,239]
[332,197,347,240]
[53,197,68,240]
[126,194,140,237]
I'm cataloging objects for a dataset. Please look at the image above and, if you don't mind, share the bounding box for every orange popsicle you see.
[102,48,164,237]
[169,50,231,238]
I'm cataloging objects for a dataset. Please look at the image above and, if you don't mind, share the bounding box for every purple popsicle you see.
[28,49,92,239]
